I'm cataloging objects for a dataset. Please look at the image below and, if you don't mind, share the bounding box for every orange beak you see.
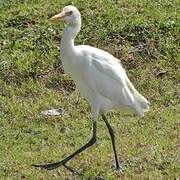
[50,11,66,21]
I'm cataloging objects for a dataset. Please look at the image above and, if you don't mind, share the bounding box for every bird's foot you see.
[32,161,64,170]
[32,162,80,175]
[112,164,123,174]
[63,164,80,175]
[116,166,123,174]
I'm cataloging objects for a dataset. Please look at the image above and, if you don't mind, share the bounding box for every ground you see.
[0,0,179,179]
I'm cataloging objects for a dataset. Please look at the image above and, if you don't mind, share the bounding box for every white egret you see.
[33,5,150,172]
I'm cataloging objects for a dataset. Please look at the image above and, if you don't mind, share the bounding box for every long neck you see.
[61,21,81,53]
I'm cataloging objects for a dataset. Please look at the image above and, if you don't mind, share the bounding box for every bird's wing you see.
[87,55,134,106]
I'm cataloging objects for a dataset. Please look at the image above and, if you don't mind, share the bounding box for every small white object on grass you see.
[41,108,64,116]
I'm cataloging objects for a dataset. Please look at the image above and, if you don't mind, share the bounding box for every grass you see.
[0,0,179,179]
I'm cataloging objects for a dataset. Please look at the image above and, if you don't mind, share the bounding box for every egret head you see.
[50,5,81,25]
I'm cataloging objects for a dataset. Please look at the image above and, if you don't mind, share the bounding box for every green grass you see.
[0,0,179,179]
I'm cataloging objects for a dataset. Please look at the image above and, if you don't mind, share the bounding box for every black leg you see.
[32,120,97,170]
[101,114,120,170]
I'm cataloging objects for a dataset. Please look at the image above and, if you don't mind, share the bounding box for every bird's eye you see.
[67,11,73,16]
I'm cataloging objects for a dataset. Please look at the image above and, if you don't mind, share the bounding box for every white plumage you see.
[33,5,150,171]
[58,6,149,118]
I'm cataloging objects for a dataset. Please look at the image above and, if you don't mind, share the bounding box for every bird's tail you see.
[134,90,150,113]
[125,78,150,117]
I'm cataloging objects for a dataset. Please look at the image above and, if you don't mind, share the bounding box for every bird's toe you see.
[111,164,123,174]
[32,163,61,170]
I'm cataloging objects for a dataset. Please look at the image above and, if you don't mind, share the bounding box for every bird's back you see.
[72,45,150,116]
